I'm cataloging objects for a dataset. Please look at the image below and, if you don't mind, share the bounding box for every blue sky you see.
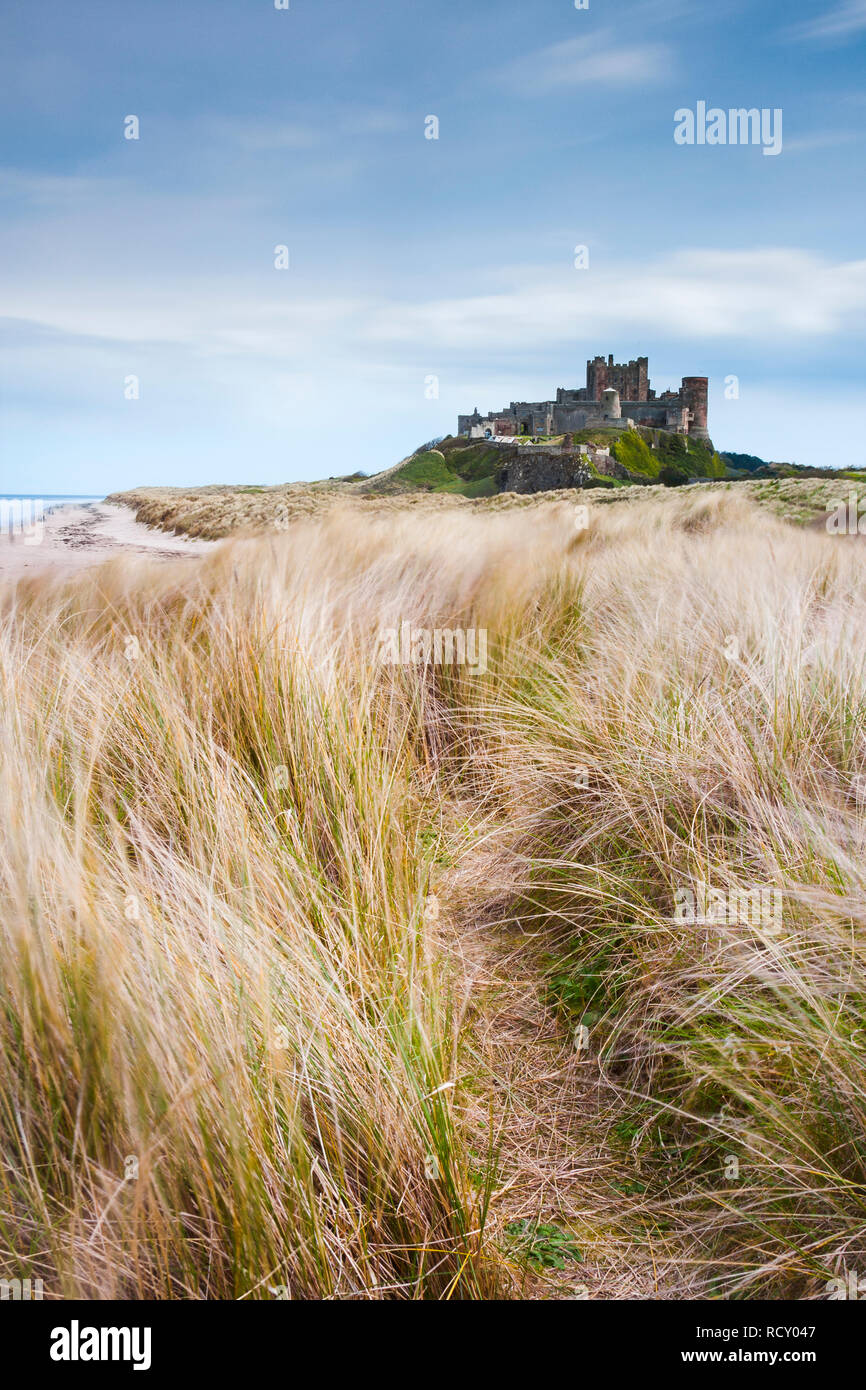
[1,0,865,492]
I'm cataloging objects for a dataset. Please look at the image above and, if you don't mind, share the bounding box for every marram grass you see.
[1,488,865,1298]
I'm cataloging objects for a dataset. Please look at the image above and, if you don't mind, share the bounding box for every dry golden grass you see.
[108,473,864,542]
[2,486,866,1298]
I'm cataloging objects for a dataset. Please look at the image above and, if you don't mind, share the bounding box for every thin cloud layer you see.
[501,32,673,93]
[6,247,861,360]
[788,0,866,42]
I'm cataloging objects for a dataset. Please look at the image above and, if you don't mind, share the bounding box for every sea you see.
[0,495,105,539]
[0,500,104,522]
[0,494,104,511]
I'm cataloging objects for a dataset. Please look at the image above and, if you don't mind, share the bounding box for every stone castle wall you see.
[552,399,680,433]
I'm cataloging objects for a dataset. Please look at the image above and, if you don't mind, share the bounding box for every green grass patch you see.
[505,1220,584,1271]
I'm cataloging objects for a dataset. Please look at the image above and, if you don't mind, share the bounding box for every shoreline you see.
[0,501,216,581]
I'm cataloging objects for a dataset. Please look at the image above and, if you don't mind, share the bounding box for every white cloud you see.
[4,249,865,368]
[788,0,866,41]
[360,249,866,351]
[500,32,673,93]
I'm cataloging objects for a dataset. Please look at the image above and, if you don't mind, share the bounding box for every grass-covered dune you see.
[5,487,866,1298]
[105,430,728,535]
[110,472,865,543]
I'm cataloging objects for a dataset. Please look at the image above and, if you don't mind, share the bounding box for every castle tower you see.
[601,387,621,419]
[586,356,608,400]
[586,355,649,402]
[680,377,709,440]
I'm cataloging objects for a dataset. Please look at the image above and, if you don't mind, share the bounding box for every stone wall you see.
[552,400,663,433]
[619,400,686,431]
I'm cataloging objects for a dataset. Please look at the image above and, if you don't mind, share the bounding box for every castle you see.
[458,354,709,442]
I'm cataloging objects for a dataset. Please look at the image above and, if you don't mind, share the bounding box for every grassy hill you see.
[610,426,726,480]
[356,441,501,497]
[357,427,727,496]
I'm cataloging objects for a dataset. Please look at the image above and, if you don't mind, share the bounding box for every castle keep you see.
[458,354,709,442]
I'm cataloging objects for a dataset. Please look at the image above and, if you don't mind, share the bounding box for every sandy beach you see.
[0,501,215,581]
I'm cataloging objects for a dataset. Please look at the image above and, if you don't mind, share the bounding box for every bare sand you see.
[0,502,216,581]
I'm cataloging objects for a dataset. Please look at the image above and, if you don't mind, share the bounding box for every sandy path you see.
[434,811,668,1300]
[0,502,216,581]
